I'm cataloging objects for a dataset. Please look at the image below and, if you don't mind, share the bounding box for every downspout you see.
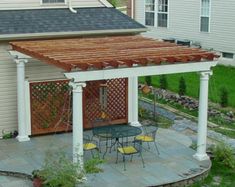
[68,0,77,13]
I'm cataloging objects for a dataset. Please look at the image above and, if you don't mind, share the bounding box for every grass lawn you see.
[139,65,235,108]
[191,160,235,187]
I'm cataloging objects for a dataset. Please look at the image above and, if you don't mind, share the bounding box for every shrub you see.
[212,142,235,169]
[84,157,104,174]
[159,75,168,89]
[178,76,186,96]
[35,150,85,187]
[220,87,228,107]
[145,76,152,86]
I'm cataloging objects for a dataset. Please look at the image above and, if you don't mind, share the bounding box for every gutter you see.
[0,28,148,41]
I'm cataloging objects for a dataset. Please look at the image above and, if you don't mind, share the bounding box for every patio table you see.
[92,124,142,158]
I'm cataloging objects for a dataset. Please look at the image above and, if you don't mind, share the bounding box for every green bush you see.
[220,87,228,107]
[178,76,186,96]
[84,157,104,174]
[36,150,85,187]
[145,76,152,86]
[159,75,168,89]
[212,143,235,169]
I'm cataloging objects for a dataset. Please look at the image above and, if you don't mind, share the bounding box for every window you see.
[145,0,155,26]
[200,0,210,32]
[145,0,168,27]
[222,52,234,59]
[42,0,65,4]
[157,0,168,27]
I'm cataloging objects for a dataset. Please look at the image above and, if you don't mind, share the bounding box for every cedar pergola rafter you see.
[10,35,219,71]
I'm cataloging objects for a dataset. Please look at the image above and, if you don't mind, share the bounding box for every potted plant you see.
[32,150,85,187]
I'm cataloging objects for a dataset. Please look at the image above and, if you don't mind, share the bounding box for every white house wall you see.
[135,0,235,64]
[0,43,65,137]
[0,0,104,10]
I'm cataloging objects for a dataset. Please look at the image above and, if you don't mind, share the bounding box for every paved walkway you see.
[0,128,210,187]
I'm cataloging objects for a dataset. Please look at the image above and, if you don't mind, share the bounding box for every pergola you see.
[10,35,218,164]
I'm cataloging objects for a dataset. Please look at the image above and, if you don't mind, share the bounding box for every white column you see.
[69,82,86,164]
[16,59,30,142]
[194,71,212,161]
[128,77,141,126]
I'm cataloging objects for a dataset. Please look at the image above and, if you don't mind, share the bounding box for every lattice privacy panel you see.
[30,80,72,135]
[84,78,128,128]
[30,78,128,134]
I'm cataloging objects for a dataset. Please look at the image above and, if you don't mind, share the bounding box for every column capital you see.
[69,82,86,93]
[15,59,28,65]
[200,71,213,80]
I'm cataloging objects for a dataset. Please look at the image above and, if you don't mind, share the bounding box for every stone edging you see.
[154,160,211,187]
[0,170,32,181]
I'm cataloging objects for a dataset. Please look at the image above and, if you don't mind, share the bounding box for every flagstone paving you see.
[0,128,210,187]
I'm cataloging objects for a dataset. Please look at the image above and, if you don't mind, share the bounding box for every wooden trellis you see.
[30,80,72,135]
[30,78,128,135]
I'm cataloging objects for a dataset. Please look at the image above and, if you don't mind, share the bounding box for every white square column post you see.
[15,59,30,142]
[69,81,86,164]
[194,71,212,161]
[128,76,141,126]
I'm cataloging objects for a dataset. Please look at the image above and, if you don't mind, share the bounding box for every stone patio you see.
[0,128,210,187]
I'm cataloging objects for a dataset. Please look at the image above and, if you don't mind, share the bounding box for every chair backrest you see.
[142,125,158,141]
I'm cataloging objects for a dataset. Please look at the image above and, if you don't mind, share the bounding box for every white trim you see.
[40,0,67,6]
[64,61,218,82]
[98,0,113,7]
[25,80,32,136]
[1,28,147,41]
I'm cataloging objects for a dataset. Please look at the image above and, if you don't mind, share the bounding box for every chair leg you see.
[116,151,119,164]
[147,142,150,149]
[96,148,100,158]
[123,155,126,171]
[140,152,145,168]
[154,142,160,155]
[99,140,102,153]
[130,155,133,162]
[91,150,94,158]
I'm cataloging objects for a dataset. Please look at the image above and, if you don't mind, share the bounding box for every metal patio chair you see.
[135,125,160,155]
[83,134,99,158]
[91,118,114,153]
[116,135,145,171]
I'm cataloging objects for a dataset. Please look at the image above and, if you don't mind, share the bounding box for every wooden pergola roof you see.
[10,35,218,72]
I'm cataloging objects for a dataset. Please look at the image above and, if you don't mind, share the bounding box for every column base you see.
[129,121,141,127]
[16,135,30,142]
[193,153,210,161]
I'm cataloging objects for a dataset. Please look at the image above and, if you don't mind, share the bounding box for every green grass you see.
[191,160,235,187]
[139,65,235,107]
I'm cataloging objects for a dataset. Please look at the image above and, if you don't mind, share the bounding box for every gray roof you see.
[0,7,146,36]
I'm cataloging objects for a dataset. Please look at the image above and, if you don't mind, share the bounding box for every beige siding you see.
[135,0,235,63]
[0,0,104,10]
[0,42,65,137]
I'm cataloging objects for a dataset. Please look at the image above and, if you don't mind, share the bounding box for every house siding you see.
[135,0,235,64]
[0,0,104,10]
[0,42,65,137]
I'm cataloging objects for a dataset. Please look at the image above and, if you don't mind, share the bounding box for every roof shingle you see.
[0,7,145,35]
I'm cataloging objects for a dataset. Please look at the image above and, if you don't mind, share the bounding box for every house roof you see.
[0,7,146,39]
[10,35,219,72]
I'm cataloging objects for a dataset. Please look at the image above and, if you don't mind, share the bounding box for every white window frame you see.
[40,0,67,5]
[144,0,155,27]
[144,0,169,28]
[200,0,211,33]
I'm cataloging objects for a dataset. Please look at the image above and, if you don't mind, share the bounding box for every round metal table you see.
[92,124,142,158]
